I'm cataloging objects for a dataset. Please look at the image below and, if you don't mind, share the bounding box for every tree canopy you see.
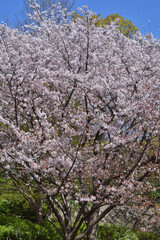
[15,0,76,27]
[0,2,159,240]
[72,12,138,38]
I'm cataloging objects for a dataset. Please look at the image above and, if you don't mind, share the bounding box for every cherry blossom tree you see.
[15,0,76,27]
[0,2,160,240]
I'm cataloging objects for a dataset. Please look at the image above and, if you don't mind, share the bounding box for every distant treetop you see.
[72,12,138,38]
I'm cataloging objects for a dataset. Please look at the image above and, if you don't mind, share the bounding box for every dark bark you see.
[34,197,43,225]
[86,209,99,240]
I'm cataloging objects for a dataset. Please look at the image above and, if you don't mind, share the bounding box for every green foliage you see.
[97,224,160,240]
[0,191,36,222]
[20,122,31,132]
[0,180,159,240]
[135,230,160,240]
[119,231,138,240]
[76,222,87,240]
[0,226,14,240]
[72,12,138,38]
[43,220,63,240]
[99,13,138,38]
[0,216,159,240]
[0,216,55,240]
[71,134,81,147]
[98,224,128,240]
[0,178,51,223]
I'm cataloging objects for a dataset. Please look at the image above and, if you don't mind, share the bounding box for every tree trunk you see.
[86,209,99,240]
[35,197,43,225]
[87,225,98,240]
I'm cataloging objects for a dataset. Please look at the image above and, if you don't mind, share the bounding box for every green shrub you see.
[0,225,15,240]
[0,194,36,222]
[135,230,160,240]
[98,224,128,240]
[0,217,160,240]
[0,216,62,240]
[97,224,160,240]
[119,230,138,240]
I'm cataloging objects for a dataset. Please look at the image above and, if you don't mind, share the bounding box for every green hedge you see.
[98,224,160,240]
[0,194,36,222]
[135,230,160,240]
[98,225,137,240]
[0,216,61,240]
[0,182,159,239]
[1,219,159,240]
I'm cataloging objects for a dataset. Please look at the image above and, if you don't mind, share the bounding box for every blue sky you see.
[0,0,160,38]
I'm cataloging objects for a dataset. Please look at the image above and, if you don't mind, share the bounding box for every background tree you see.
[72,12,138,38]
[96,13,138,37]
[0,3,159,240]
